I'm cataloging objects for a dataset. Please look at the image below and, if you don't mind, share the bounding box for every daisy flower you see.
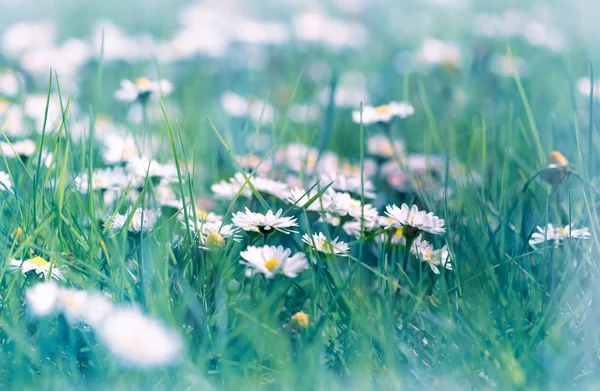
[182,219,241,244]
[101,133,141,165]
[342,218,379,238]
[240,245,309,278]
[110,207,162,234]
[302,232,350,257]
[114,77,173,102]
[411,238,452,274]
[384,204,446,237]
[352,101,415,126]
[253,176,290,199]
[367,134,406,160]
[529,224,590,247]
[232,208,298,234]
[327,191,379,221]
[97,307,184,368]
[8,256,65,280]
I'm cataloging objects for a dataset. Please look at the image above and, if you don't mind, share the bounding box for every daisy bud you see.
[205,232,225,250]
[541,150,570,186]
[290,311,309,329]
[547,151,569,167]
[11,226,23,242]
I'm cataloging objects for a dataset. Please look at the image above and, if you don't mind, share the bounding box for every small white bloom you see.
[411,238,452,274]
[183,219,240,243]
[384,204,446,235]
[529,224,590,247]
[114,77,173,102]
[110,207,162,234]
[98,307,184,368]
[9,256,65,280]
[74,166,133,193]
[352,101,414,125]
[240,245,308,278]
[25,281,60,316]
[232,208,298,234]
[302,232,350,257]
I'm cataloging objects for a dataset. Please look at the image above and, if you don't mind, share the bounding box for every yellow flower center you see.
[28,256,49,267]
[291,311,309,328]
[134,77,153,89]
[196,210,208,219]
[561,227,570,237]
[205,232,225,249]
[394,228,404,237]
[321,243,333,253]
[375,105,391,114]
[264,258,280,272]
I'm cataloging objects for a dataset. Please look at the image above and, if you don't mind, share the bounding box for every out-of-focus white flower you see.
[126,157,179,184]
[8,256,65,280]
[24,93,68,131]
[293,12,368,50]
[2,21,57,58]
[240,245,308,278]
[276,143,320,174]
[523,21,565,53]
[211,172,253,199]
[74,167,133,193]
[237,154,272,175]
[302,232,349,256]
[489,54,528,78]
[98,307,184,368]
[317,85,370,108]
[384,204,446,235]
[0,139,36,158]
[0,171,13,190]
[232,208,298,234]
[576,77,600,101]
[285,187,332,212]
[416,39,462,68]
[367,134,406,160]
[529,224,590,247]
[57,288,114,327]
[320,172,377,199]
[110,207,162,234]
[288,103,320,123]
[115,77,173,102]
[101,132,141,165]
[352,101,414,125]
[0,69,22,97]
[0,98,25,137]
[25,281,60,316]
